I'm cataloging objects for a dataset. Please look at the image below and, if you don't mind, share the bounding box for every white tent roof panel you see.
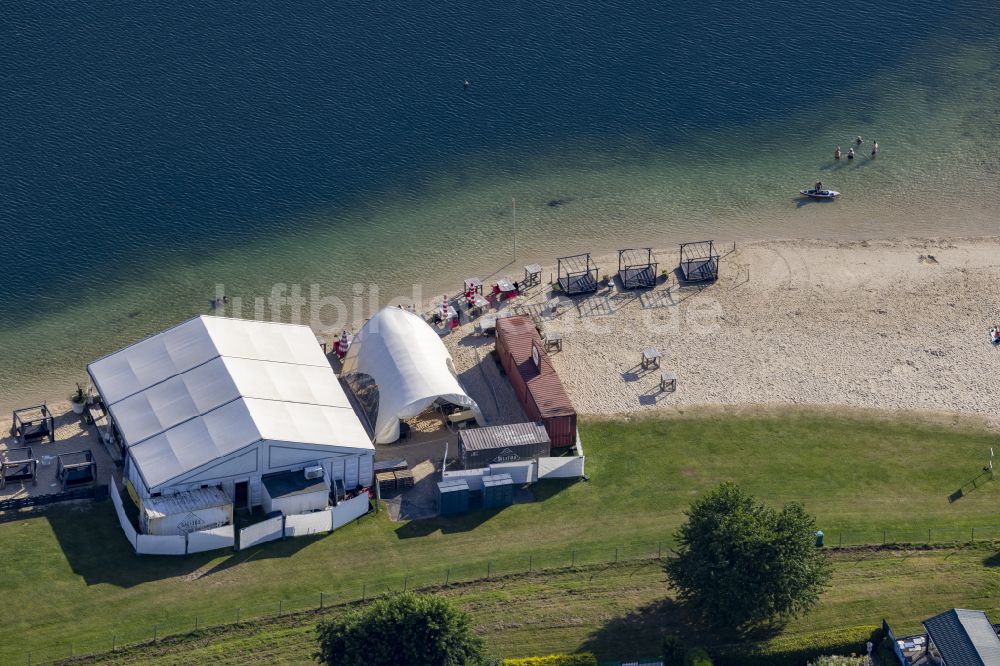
[202,317,329,367]
[223,357,352,410]
[246,399,373,450]
[89,317,219,404]
[130,399,262,489]
[341,308,483,444]
[111,357,241,445]
[90,316,373,492]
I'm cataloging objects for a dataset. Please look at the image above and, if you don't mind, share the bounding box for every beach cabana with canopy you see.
[341,307,484,444]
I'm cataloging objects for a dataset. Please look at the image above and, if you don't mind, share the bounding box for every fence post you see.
[972,528,975,542]
[403,575,409,592]
[195,616,199,631]
[528,555,532,573]
[615,547,618,563]
[320,592,325,609]
[883,529,886,544]
[928,528,931,543]
[488,561,491,578]
[572,550,576,567]
[278,600,282,616]
[445,568,450,586]
[236,608,241,624]
[839,533,842,547]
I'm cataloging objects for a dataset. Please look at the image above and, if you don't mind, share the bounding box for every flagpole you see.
[512,196,517,266]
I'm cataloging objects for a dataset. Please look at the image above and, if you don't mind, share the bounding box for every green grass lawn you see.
[3,410,999,663]
[68,548,1000,665]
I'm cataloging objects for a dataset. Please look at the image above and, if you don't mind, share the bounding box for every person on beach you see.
[834,146,841,160]
[871,141,879,157]
[847,148,855,160]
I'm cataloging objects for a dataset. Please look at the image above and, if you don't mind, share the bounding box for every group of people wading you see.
[834,135,878,161]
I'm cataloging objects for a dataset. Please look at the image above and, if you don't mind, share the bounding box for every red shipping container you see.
[495,316,577,447]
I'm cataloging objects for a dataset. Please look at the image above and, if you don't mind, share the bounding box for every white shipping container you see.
[141,487,233,536]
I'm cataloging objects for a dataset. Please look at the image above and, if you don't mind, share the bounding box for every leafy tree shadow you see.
[577,591,786,662]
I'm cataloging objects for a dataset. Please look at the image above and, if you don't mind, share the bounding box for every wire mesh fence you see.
[19,527,1000,664]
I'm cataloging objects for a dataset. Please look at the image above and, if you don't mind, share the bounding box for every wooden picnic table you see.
[464,277,483,295]
[642,347,661,369]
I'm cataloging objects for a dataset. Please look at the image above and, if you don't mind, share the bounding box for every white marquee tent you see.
[89,316,374,507]
[341,307,484,443]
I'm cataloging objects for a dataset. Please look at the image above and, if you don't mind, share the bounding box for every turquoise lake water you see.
[2,0,999,407]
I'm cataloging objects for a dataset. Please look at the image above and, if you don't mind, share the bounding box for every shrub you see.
[503,654,597,666]
[710,624,879,666]
[684,647,713,665]
[807,656,864,665]
[315,592,484,666]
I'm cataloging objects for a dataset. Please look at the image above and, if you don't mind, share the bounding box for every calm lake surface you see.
[3,0,999,407]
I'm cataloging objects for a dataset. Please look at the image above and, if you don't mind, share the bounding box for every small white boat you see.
[800,188,840,199]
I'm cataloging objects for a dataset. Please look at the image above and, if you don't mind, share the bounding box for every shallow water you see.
[2,0,999,407]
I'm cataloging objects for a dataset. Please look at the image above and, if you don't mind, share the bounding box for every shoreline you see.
[2,234,999,426]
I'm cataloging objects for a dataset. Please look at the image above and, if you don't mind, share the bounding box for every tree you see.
[665,482,831,629]
[315,592,486,666]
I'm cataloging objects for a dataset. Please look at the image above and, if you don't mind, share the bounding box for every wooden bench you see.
[447,409,477,425]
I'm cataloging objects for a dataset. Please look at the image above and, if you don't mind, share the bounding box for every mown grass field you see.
[69,548,1000,665]
[3,409,999,663]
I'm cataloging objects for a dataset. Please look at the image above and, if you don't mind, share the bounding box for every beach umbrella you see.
[440,295,449,321]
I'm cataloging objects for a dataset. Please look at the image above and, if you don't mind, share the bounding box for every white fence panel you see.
[441,468,489,491]
[187,524,235,554]
[489,461,537,484]
[109,482,138,550]
[331,493,371,531]
[239,515,285,550]
[136,534,187,555]
[537,455,585,479]
[284,510,333,537]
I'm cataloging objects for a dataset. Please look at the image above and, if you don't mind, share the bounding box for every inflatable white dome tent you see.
[341,307,484,443]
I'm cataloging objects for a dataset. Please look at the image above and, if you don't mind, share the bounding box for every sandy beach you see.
[3,237,999,437]
[443,237,1000,427]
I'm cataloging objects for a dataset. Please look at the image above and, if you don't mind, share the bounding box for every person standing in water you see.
[847,147,855,160]
[871,140,879,157]
[463,79,470,90]
[834,145,841,160]
[856,135,863,145]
